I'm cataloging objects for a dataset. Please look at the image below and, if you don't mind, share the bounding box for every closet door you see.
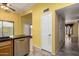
[41,11,52,52]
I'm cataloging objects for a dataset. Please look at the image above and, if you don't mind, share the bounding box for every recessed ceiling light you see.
[1,5,5,8]
[4,7,9,10]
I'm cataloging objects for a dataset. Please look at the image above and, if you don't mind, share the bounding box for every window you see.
[0,20,14,37]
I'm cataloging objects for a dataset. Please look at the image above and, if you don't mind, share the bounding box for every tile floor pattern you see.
[56,47,79,56]
[28,39,53,56]
[57,35,79,56]
[28,35,79,56]
[28,46,53,56]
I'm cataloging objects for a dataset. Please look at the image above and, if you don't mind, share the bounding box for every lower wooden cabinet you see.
[0,37,30,56]
[0,40,13,56]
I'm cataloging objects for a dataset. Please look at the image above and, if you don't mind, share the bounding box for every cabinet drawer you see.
[0,45,12,56]
[0,41,11,47]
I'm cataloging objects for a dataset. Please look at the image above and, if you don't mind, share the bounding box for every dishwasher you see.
[14,38,30,56]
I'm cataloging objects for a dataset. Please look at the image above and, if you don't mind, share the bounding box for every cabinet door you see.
[0,41,13,56]
[0,45,13,56]
[14,38,30,56]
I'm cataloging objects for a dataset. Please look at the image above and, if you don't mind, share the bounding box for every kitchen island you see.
[0,35,32,56]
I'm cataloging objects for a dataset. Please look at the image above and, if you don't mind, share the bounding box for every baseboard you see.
[33,45,41,50]
[24,53,29,56]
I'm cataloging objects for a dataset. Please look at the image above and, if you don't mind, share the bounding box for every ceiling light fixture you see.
[0,3,15,12]
[0,5,9,10]
[1,5,5,9]
[4,7,9,10]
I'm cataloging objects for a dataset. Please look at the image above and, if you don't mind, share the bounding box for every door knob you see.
[48,34,51,36]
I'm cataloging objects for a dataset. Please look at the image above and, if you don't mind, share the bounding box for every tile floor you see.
[57,35,79,56]
[28,35,79,56]
[28,46,53,56]
[28,39,52,56]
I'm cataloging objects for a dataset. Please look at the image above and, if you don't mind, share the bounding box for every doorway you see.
[21,13,33,55]
[22,13,32,36]
[56,4,79,55]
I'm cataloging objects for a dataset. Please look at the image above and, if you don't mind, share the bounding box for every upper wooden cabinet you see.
[0,40,13,56]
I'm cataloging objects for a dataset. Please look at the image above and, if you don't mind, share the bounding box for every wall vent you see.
[43,8,49,13]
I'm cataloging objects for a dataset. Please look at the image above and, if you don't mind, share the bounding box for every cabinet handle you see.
[19,40,24,41]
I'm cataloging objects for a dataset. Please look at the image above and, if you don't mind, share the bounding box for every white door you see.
[41,11,52,52]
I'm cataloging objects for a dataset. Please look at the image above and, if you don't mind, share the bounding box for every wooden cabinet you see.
[0,36,31,56]
[0,40,13,56]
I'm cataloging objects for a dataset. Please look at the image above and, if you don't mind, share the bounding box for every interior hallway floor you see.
[28,46,53,56]
[28,35,79,56]
[28,39,53,56]
[57,35,79,56]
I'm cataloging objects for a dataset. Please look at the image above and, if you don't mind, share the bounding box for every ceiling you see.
[0,3,35,13]
[57,3,79,23]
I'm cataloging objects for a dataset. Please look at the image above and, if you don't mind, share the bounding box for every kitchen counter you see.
[0,35,32,56]
[0,35,32,42]
[11,35,32,39]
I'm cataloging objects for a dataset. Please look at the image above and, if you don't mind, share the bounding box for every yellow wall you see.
[0,9,22,35]
[21,3,74,55]
[22,13,32,24]
[21,13,32,34]
[73,22,78,37]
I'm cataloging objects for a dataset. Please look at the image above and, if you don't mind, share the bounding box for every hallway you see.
[57,35,79,56]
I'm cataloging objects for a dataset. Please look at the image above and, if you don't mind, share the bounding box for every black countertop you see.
[0,35,32,42]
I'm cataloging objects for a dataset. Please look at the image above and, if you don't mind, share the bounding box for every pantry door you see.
[41,11,52,52]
